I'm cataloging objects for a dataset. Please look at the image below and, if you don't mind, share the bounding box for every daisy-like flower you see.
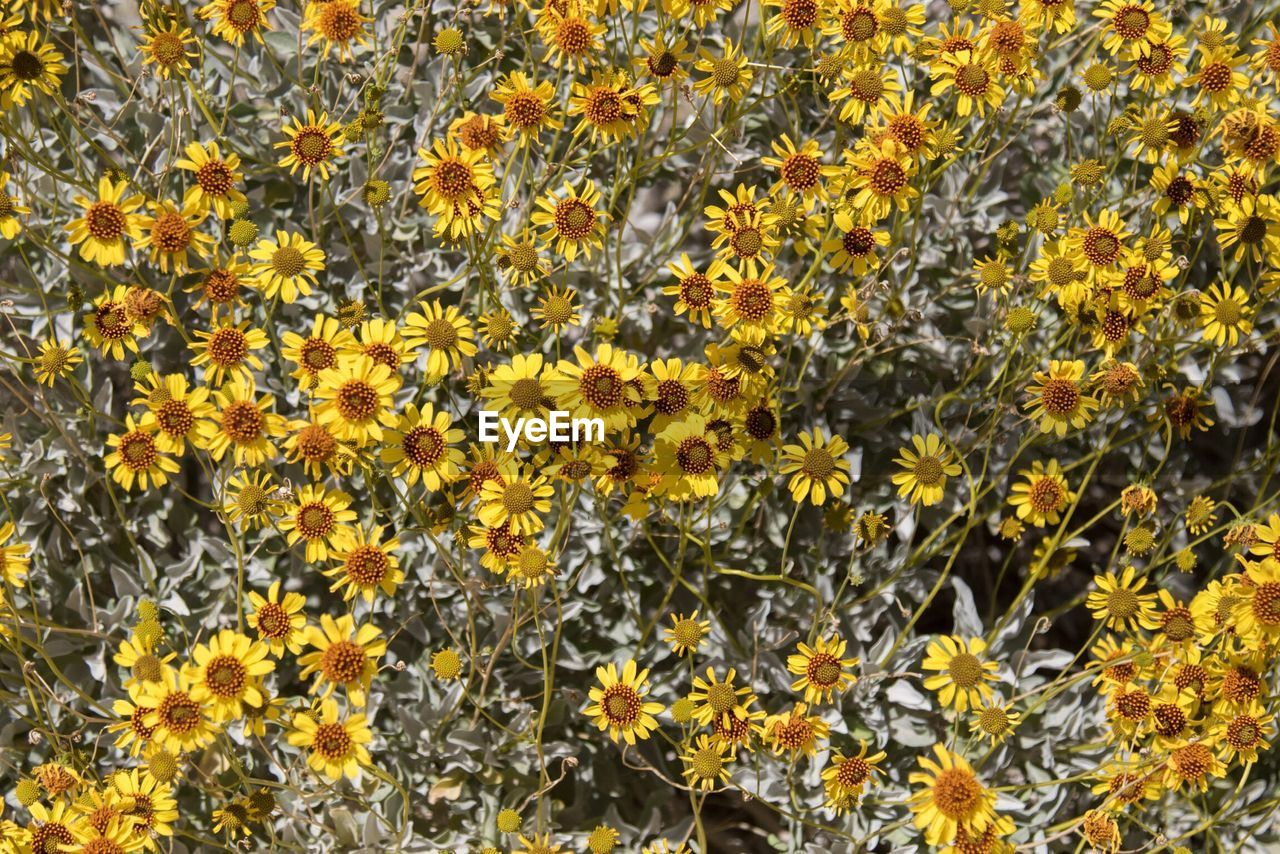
[663,611,710,657]
[198,0,275,46]
[891,433,961,507]
[112,767,179,841]
[688,666,753,728]
[478,460,553,534]
[221,470,281,529]
[533,180,607,262]
[404,300,478,381]
[411,137,500,240]
[1008,459,1074,527]
[247,581,307,656]
[248,230,325,303]
[822,741,886,813]
[908,744,997,846]
[496,230,551,287]
[1211,700,1274,766]
[278,483,357,563]
[138,20,200,79]
[323,524,403,603]
[65,176,145,267]
[105,415,179,492]
[692,39,753,104]
[0,29,66,108]
[787,635,859,703]
[532,285,582,332]
[1215,194,1280,263]
[287,698,373,782]
[970,700,1022,745]
[190,320,269,386]
[535,5,603,72]
[0,521,30,588]
[764,0,822,48]
[184,629,274,722]
[765,703,829,756]
[842,137,919,221]
[762,135,837,202]
[824,212,889,274]
[314,355,401,446]
[490,72,562,144]
[1093,0,1170,56]
[1199,282,1252,347]
[344,317,418,372]
[548,343,644,433]
[1186,46,1249,111]
[381,403,464,489]
[0,169,30,238]
[647,358,702,432]
[584,659,664,745]
[713,264,787,331]
[682,733,732,791]
[298,614,385,706]
[779,428,851,506]
[482,353,553,421]
[654,414,724,498]
[921,635,999,712]
[302,0,371,60]
[275,110,343,182]
[1231,556,1280,646]
[138,667,217,754]
[34,337,82,386]
[281,314,357,389]
[930,49,1004,117]
[664,254,725,328]
[133,372,215,455]
[829,61,902,125]
[176,141,246,218]
[282,419,350,479]
[568,71,645,143]
[1024,360,1098,436]
[187,257,252,317]
[202,377,287,466]
[1087,566,1158,631]
[1163,740,1226,792]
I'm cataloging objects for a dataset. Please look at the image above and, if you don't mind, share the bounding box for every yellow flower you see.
[764,0,822,48]
[139,667,216,754]
[1086,566,1158,631]
[138,20,199,79]
[969,701,1021,745]
[584,659,664,745]
[403,300,478,381]
[654,414,724,499]
[891,433,961,507]
[281,314,358,389]
[490,71,563,144]
[34,337,82,386]
[682,734,731,791]
[344,317,418,372]
[1231,556,1280,647]
[110,768,178,841]
[287,698,373,782]
[0,30,66,107]
[664,254,725,328]
[190,320,269,386]
[1007,459,1074,527]
[105,414,179,492]
[478,460,554,535]
[764,702,829,756]
[247,581,307,657]
[275,109,344,182]
[823,211,890,274]
[1199,282,1252,347]
[314,355,401,446]
[221,470,282,529]
[297,613,386,707]
[930,49,1004,117]
[279,483,357,563]
[0,169,30,238]
[411,138,500,240]
[133,372,215,455]
[202,377,288,466]
[821,741,886,813]
[907,744,997,846]
[248,230,326,303]
[0,521,30,588]
[688,666,753,728]
[381,403,464,489]
[568,71,648,143]
[184,629,274,722]
[535,5,604,72]
[663,611,710,657]
[324,524,404,603]
[198,0,275,46]
[532,285,583,332]
[532,180,607,261]
[779,428,851,506]
[66,176,145,267]
[921,635,999,712]
[175,141,246,218]
[549,343,644,432]
[842,137,919,221]
[692,39,753,104]
[303,0,371,60]
[1214,193,1280,263]
[1024,360,1098,436]
[787,634,859,703]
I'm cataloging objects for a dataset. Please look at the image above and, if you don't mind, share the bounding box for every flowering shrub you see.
[1,0,1280,851]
